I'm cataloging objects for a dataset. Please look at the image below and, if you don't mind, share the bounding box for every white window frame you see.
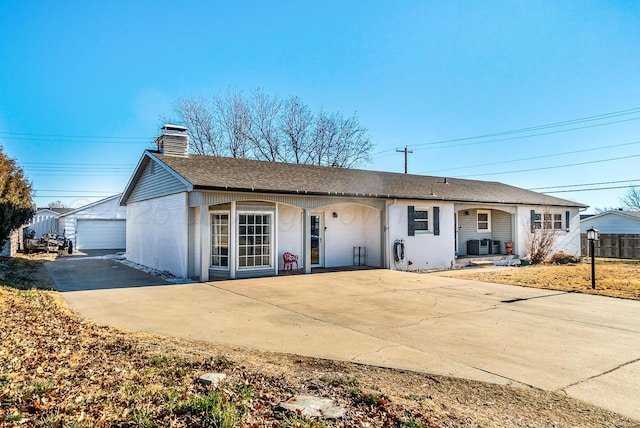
[237,211,274,271]
[477,210,491,233]
[533,212,543,230]
[210,211,230,270]
[413,207,430,234]
[533,211,564,231]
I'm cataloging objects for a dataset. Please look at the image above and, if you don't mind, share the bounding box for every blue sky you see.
[1,1,639,213]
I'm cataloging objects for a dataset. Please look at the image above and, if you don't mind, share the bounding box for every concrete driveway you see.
[47,262,640,421]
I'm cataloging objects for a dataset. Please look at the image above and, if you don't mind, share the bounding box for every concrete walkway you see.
[47,262,640,421]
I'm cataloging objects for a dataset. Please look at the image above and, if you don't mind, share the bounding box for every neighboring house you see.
[2,207,72,257]
[581,210,640,234]
[580,210,640,258]
[28,207,72,238]
[58,195,126,250]
[120,125,586,280]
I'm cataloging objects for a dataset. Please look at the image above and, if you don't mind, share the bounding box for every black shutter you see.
[433,206,440,236]
[565,211,570,231]
[530,210,536,233]
[408,206,415,236]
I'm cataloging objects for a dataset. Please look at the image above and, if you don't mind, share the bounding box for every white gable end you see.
[128,158,189,203]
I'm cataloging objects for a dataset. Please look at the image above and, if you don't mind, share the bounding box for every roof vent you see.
[156,124,189,156]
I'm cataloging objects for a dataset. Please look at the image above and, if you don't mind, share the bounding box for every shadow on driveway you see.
[46,255,171,292]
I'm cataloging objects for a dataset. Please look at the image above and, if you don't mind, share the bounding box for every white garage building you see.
[59,194,126,250]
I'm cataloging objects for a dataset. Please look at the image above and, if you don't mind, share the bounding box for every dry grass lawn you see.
[448,259,640,300]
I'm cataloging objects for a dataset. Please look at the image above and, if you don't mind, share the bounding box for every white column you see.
[229,201,237,279]
[380,207,387,268]
[273,204,279,276]
[303,208,312,274]
[199,204,210,282]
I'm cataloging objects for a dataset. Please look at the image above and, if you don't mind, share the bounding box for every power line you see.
[458,153,640,178]
[541,184,640,194]
[22,162,135,166]
[529,179,640,191]
[0,136,152,145]
[423,141,640,174]
[0,131,149,140]
[372,106,640,157]
[33,195,121,199]
[34,189,117,193]
[412,117,640,151]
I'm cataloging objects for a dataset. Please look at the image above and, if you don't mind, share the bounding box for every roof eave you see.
[190,185,586,207]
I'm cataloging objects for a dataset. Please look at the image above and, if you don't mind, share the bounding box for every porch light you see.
[586,227,599,289]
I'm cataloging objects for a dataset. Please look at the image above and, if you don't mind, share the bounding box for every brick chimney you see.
[156,124,189,156]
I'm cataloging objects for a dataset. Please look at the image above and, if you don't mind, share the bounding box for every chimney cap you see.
[161,124,188,133]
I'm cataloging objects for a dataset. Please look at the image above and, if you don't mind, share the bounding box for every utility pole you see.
[396,146,413,174]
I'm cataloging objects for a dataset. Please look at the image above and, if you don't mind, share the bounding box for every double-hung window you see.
[408,206,440,236]
[413,209,429,232]
[477,210,491,232]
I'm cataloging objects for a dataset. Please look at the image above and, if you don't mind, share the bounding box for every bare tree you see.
[214,88,251,158]
[279,96,313,164]
[329,113,373,168]
[173,96,221,155]
[311,110,339,166]
[48,200,66,209]
[246,89,282,162]
[170,88,374,168]
[620,186,640,211]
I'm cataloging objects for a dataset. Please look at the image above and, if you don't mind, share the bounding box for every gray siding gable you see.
[126,155,190,203]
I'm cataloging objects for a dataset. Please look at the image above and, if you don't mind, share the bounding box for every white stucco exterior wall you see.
[277,204,303,270]
[126,192,189,278]
[514,206,581,258]
[387,201,456,270]
[322,203,381,268]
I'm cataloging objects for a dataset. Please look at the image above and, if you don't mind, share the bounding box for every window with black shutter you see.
[408,206,430,236]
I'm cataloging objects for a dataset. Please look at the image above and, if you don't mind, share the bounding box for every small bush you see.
[547,251,581,265]
[525,228,556,265]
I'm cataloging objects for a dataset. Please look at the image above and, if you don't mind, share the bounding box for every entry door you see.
[310,213,324,266]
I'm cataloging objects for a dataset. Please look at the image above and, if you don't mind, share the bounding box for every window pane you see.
[478,213,488,222]
[415,221,428,230]
[414,210,428,220]
[211,213,230,269]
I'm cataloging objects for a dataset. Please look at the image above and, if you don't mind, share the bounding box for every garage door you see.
[76,220,126,250]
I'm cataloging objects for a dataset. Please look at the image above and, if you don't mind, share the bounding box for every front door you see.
[310,213,323,266]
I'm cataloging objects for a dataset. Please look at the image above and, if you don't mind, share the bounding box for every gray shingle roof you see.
[154,153,585,208]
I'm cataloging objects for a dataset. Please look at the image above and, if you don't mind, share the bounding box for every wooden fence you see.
[581,234,640,259]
